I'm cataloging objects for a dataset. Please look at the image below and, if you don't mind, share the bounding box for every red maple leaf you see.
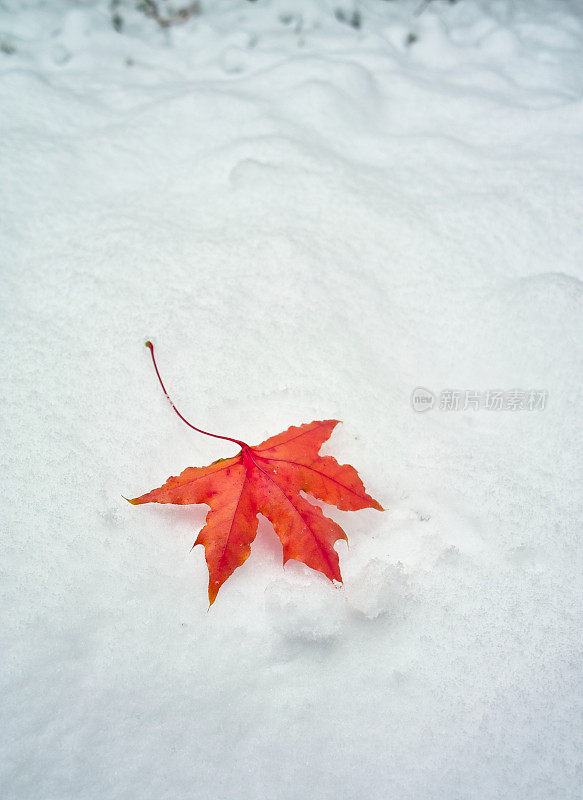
[128,342,383,605]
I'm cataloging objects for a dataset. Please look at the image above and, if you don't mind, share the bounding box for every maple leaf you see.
[128,342,383,605]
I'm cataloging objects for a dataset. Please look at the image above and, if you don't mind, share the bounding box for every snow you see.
[1,1,582,798]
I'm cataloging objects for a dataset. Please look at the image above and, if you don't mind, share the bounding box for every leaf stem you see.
[144,341,249,450]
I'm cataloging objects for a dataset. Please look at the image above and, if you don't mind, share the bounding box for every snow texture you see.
[1,1,582,798]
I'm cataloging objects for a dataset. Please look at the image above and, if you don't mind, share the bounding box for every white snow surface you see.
[1,1,582,798]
